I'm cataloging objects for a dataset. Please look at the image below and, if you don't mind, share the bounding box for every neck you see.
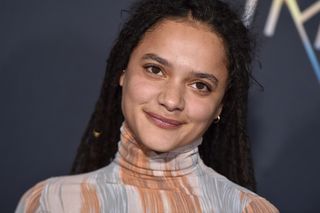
[114,122,202,177]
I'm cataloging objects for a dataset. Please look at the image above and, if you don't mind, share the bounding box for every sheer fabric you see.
[16,124,278,213]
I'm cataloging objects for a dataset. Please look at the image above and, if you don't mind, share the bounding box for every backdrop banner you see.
[1,0,319,212]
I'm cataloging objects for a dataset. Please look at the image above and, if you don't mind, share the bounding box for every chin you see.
[148,146,176,153]
[140,137,179,153]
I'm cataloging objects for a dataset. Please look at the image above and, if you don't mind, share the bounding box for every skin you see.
[119,19,229,152]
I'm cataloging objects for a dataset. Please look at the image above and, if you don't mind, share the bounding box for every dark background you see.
[1,0,319,212]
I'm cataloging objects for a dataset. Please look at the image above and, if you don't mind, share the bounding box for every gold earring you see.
[93,129,101,138]
[213,115,220,124]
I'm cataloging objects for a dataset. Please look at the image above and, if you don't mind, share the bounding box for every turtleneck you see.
[114,122,202,178]
[16,122,279,213]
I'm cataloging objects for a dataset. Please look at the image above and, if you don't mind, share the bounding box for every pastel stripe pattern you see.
[16,124,279,213]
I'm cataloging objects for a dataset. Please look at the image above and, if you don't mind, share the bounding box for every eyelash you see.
[190,81,212,93]
[144,64,164,77]
[143,64,213,94]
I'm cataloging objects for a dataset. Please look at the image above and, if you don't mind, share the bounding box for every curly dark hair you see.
[71,0,256,191]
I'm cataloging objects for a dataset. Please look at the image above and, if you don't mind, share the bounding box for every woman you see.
[16,0,278,212]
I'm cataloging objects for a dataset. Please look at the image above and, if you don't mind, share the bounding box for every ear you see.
[119,70,126,86]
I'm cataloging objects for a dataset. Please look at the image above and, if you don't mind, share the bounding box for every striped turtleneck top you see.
[16,124,278,213]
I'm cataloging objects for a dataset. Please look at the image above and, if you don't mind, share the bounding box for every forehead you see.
[130,19,227,76]
[141,19,225,53]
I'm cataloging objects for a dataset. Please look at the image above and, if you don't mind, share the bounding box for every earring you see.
[213,115,221,124]
[93,129,101,138]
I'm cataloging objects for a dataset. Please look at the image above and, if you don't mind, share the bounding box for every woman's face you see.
[120,19,228,152]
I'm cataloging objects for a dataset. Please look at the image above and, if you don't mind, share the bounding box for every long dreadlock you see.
[71,0,257,191]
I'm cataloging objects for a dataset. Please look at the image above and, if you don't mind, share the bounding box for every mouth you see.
[144,111,185,129]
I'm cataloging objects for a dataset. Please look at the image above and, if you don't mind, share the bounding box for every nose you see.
[158,81,185,112]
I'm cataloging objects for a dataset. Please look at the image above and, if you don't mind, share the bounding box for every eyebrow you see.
[142,53,172,67]
[191,71,218,84]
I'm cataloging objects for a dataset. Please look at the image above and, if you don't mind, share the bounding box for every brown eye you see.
[191,82,211,92]
[146,65,163,76]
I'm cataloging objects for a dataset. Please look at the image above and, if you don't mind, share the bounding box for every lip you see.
[144,111,185,129]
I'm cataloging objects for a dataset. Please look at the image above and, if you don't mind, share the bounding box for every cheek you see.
[186,97,218,123]
[123,74,160,105]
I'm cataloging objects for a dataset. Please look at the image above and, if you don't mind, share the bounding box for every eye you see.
[145,65,164,76]
[191,82,212,93]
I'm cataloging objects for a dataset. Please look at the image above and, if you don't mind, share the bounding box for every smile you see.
[144,111,184,129]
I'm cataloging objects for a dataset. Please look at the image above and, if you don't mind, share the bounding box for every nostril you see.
[158,88,185,112]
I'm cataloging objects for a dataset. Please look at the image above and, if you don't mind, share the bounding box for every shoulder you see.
[15,180,47,213]
[197,160,279,212]
[241,192,279,213]
[15,170,102,213]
